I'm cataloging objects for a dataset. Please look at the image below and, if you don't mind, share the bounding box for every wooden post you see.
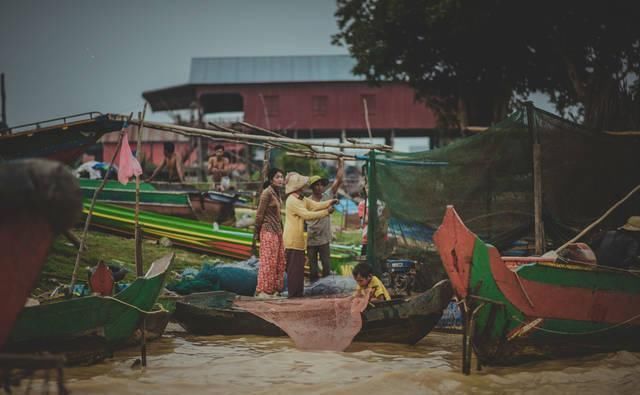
[461,303,470,375]
[135,104,147,367]
[1,73,6,127]
[69,115,131,293]
[363,97,373,143]
[526,102,545,255]
[260,146,271,195]
[197,102,206,182]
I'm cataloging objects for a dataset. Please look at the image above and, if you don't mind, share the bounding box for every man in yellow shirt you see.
[352,262,391,302]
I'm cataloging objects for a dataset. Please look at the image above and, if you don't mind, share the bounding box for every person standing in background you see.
[306,158,344,281]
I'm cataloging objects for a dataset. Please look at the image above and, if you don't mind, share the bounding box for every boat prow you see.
[434,205,640,366]
[0,159,82,349]
[6,253,174,364]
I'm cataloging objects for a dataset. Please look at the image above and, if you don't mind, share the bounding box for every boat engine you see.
[382,259,417,296]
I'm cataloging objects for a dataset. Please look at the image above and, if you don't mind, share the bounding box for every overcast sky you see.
[1,0,346,126]
[1,0,554,127]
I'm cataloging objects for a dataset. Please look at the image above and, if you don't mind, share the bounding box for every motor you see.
[381,259,417,296]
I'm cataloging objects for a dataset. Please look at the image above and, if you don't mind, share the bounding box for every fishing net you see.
[236,294,369,351]
[365,105,640,274]
[167,257,259,296]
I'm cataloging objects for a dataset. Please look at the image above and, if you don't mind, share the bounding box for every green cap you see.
[308,175,329,186]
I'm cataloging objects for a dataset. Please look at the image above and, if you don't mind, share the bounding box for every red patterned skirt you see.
[256,229,286,294]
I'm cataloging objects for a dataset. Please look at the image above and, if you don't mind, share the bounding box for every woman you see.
[254,168,286,297]
[283,172,337,298]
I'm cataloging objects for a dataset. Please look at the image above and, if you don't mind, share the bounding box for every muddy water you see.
[57,325,640,394]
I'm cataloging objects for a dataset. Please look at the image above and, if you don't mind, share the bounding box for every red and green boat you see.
[0,159,82,350]
[433,206,640,367]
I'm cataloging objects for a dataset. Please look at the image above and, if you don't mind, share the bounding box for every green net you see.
[365,105,640,276]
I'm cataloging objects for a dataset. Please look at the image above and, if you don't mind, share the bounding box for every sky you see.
[0,0,554,127]
[0,0,347,126]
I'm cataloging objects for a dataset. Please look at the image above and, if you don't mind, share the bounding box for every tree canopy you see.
[333,0,640,130]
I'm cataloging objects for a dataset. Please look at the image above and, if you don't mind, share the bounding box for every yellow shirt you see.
[355,275,391,301]
[283,195,332,250]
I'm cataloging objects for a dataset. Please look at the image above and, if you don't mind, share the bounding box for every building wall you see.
[102,141,197,167]
[196,82,437,131]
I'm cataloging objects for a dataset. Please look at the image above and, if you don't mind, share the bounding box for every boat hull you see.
[174,280,452,345]
[0,114,123,165]
[433,206,640,365]
[5,255,173,364]
[79,179,236,224]
[0,159,81,350]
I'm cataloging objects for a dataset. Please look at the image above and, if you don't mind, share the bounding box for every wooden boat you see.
[79,179,241,225]
[0,159,82,350]
[433,206,640,367]
[0,112,124,165]
[5,254,173,364]
[174,279,452,345]
[84,201,359,264]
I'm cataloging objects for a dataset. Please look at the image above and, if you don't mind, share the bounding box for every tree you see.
[333,0,640,130]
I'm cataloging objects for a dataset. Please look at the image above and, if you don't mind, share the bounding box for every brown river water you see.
[24,324,640,394]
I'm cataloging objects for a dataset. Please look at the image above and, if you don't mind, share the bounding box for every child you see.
[352,263,391,302]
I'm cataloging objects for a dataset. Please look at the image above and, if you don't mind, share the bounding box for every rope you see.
[512,313,640,336]
[102,296,169,315]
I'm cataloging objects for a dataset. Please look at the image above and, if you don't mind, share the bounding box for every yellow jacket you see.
[283,195,332,250]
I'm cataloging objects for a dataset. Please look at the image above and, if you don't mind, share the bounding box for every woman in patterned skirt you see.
[254,168,286,297]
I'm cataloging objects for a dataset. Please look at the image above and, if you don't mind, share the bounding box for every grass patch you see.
[36,229,225,294]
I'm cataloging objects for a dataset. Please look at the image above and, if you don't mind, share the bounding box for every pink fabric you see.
[236,294,370,351]
[117,134,142,185]
[358,200,368,243]
[256,229,286,294]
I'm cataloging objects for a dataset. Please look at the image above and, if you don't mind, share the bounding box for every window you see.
[312,95,328,116]
[361,94,376,115]
[262,95,280,117]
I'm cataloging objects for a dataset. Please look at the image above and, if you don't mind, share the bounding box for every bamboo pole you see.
[1,73,6,127]
[527,102,545,255]
[285,152,357,161]
[134,104,148,367]
[237,121,284,137]
[69,114,132,293]
[555,182,640,253]
[465,126,640,136]
[124,118,392,151]
[362,97,373,144]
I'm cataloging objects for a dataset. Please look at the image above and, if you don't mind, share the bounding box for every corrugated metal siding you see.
[189,55,364,84]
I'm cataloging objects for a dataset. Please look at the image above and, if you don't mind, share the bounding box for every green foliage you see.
[333,0,640,130]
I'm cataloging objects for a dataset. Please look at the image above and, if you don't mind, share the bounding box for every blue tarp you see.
[168,257,260,296]
[334,198,359,215]
[303,275,357,296]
